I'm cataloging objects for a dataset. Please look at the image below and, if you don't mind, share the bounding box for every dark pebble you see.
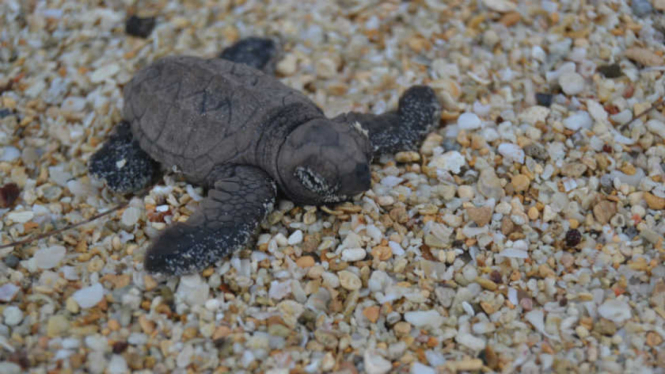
[565,229,582,247]
[524,143,548,161]
[631,0,653,17]
[0,108,12,118]
[125,16,156,39]
[0,182,20,208]
[624,226,639,239]
[535,93,553,107]
[597,64,622,78]
[3,254,20,268]
[112,341,129,354]
[442,137,460,152]
[219,37,277,71]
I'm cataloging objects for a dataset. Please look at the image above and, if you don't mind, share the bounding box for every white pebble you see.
[381,176,404,188]
[457,112,482,130]
[72,283,104,309]
[6,211,34,223]
[563,111,593,131]
[341,248,366,262]
[90,63,120,83]
[498,143,525,164]
[558,72,585,95]
[61,96,87,112]
[518,106,550,125]
[176,274,210,306]
[0,284,19,302]
[456,332,486,350]
[598,299,632,323]
[107,355,128,374]
[404,310,444,329]
[646,119,665,139]
[121,206,142,226]
[3,306,23,326]
[0,146,20,162]
[428,151,466,174]
[388,241,405,256]
[287,230,303,245]
[34,245,66,269]
[411,362,436,374]
[364,350,392,374]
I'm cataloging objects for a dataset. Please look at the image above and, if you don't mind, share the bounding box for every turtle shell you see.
[123,55,316,181]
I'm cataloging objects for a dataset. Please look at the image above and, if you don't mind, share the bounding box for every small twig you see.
[0,203,128,250]
[0,189,150,250]
[624,97,664,128]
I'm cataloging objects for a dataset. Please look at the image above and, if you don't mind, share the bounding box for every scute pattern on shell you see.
[123,56,317,182]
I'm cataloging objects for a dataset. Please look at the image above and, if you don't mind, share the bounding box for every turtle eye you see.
[294,166,338,195]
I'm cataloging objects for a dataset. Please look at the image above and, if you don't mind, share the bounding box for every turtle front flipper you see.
[219,37,279,73]
[89,121,159,194]
[144,165,276,276]
[334,86,441,156]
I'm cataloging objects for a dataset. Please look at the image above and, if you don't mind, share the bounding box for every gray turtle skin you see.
[89,38,441,276]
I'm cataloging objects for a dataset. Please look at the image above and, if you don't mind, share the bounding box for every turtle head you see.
[277,118,372,205]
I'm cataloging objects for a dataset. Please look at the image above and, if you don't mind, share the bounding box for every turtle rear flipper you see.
[219,37,280,73]
[88,121,158,194]
[334,86,441,156]
[144,165,276,276]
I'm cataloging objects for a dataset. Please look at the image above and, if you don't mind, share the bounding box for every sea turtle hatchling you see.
[89,37,442,276]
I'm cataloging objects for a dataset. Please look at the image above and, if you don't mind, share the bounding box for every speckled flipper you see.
[334,86,441,156]
[219,37,279,73]
[143,165,276,275]
[88,121,158,194]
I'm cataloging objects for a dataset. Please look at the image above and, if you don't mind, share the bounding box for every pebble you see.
[125,15,156,38]
[364,350,392,374]
[0,183,20,208]
[341,248,366,262]
[457,112,482,130]
[3,306,23,326]
[72,283,104,309]
[411,362,436,374]
[276,53,298,76]
[288,230,303,245]
[47,315,70,337]
[467,206,492,226]
[6,210,33,223]
[498,143,525,164]
[535,93,553,107]
[90,63,120,83]
[176,274,210,306]
[511,174,530,192]
[632,0,654,17]
[598,299,632,324]
[558,72,585,96]
[483,0,517,12]
[121,206,142,226]
[456,332,486,350]
[404,310,444,329]
[338,270,362,291]
[428,151,465,174]
[0,146,20,162]
[477,168,504,200]
[644,193,665,210]
[625,47,664,67]
[646,120,665,139]
[0,283,19,302]
[3,254,20,268]
[563,111,593,131]
[518,106,550,125]
[34,245,66,269]
[593,200,616,224]
[107,355,129,374]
